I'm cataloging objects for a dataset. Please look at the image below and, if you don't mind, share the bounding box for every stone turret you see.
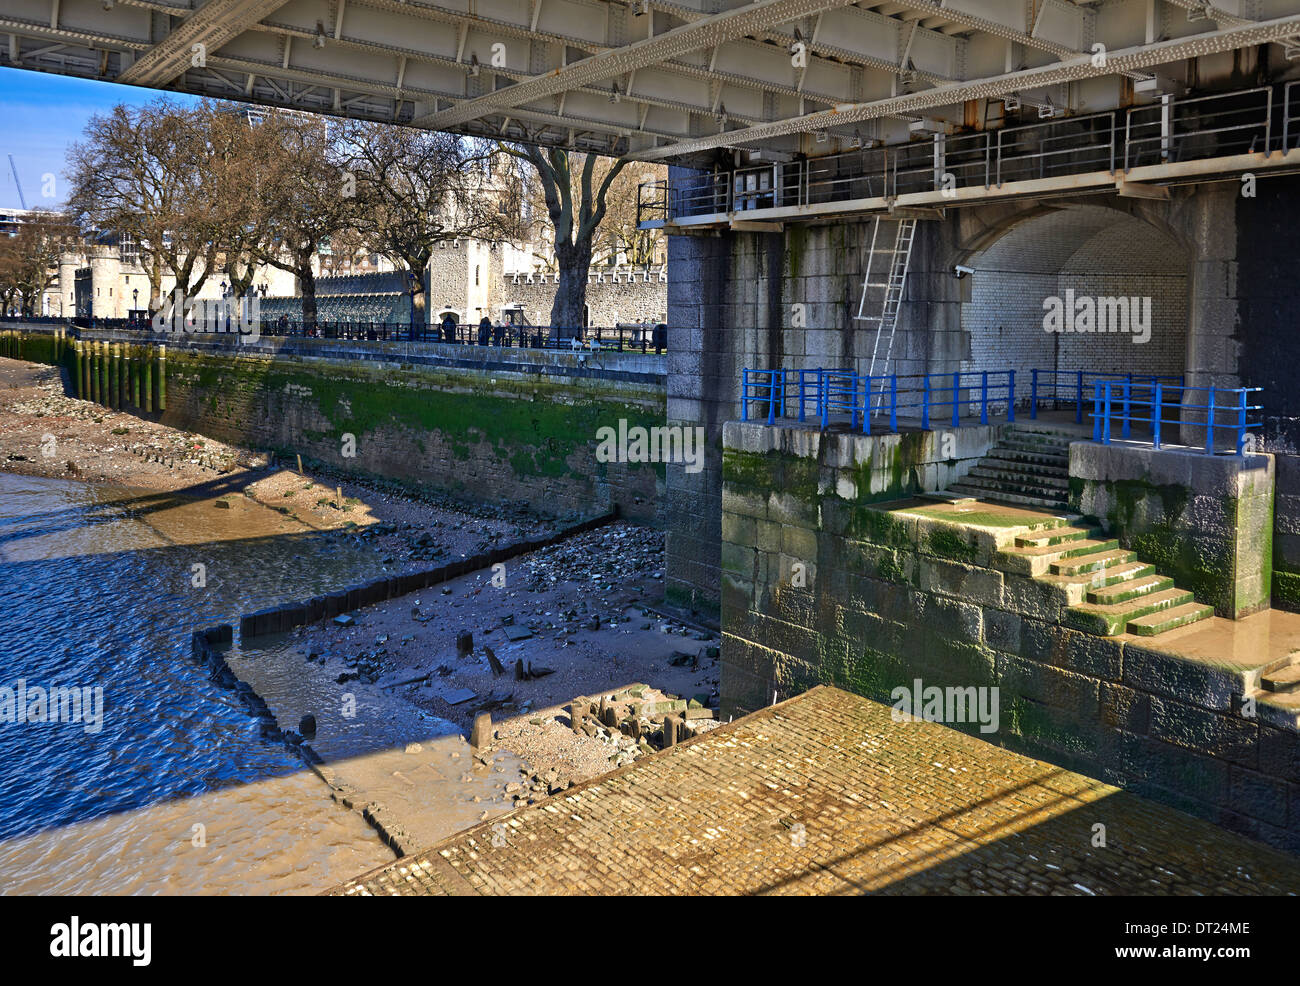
[56,252,81,318]
[88,245,121,320]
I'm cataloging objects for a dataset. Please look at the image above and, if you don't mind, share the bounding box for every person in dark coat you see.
[653,321,667,354]
[440,313,455,342]
[478,315,492,346]
[492,319,505,347]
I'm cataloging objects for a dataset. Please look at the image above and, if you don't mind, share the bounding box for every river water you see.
[0,471,401,894]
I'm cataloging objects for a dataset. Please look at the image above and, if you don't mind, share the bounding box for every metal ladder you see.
[854,216,917,380]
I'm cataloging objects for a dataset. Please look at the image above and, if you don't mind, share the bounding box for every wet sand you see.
[0,356,717,888]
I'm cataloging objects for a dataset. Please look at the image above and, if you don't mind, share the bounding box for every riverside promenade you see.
[333,686,1300,896]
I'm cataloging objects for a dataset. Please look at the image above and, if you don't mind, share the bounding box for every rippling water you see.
[0,472,399,894]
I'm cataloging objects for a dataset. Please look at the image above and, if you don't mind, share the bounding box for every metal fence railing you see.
[19,317,670,354]
[742,366,1262,456]
[1091,380,1262,455]
[1029,370,1185,424]
[741,368,1016,434]
[639,84,1296,225]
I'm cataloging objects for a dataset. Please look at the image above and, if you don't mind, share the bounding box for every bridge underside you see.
[3,0,1300,162]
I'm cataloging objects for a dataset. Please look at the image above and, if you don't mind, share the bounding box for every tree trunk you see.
[550,241,590,337]
[407,269,426,330]
[300,257,318,331]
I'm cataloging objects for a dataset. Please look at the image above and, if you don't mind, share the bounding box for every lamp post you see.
[132,288,138,323]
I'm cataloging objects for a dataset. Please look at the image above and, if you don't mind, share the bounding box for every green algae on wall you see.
[145,349,666,519]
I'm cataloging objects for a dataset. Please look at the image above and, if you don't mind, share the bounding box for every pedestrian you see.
[653,321,667,354]
[493,319,505,347]
[440,312,455,342]
[478,314,492,346]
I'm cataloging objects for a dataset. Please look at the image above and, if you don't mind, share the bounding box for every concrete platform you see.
[331,686,1300,896]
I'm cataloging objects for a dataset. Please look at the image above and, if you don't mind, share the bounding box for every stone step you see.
[1127,601,1215,637]
[990,443,1071,464]
[953,473,1069,497]
[1064,587,1195,636]
[948,483,1068,510]
[1038,560,1158,605]
[983,452,1070,474]
[968,466,1069,490]
[1262,664,1300,694]
[1001,436,1072,455]
[1014,525,1100,549]
[1086,573,1173,605]
[997,537,1120,577]
[1050,546,1134,577]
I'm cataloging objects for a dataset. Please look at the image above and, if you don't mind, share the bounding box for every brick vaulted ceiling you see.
[2,0,1300,163]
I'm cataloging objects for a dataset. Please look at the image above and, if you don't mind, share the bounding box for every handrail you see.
[647,85,1296,224]
[742,366,1263,456]
[1090,380,1262,455]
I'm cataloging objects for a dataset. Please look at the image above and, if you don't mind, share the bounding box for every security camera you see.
[953,264,974,278]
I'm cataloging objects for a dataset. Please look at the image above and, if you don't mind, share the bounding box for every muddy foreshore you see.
[0,356,720,882]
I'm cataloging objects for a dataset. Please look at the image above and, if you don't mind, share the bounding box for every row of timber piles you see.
[1,327,68,365]
[69,339,166,413]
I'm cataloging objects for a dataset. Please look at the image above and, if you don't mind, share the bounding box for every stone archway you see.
[958,204,1191,391]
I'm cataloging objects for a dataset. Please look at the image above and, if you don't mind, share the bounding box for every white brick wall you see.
[961,206,1189,406]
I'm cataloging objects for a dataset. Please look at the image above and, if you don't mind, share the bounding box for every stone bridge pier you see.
[665,173,1300,619]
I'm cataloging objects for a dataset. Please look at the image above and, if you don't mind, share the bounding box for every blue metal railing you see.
[1030,370,1185,424]
[743,366,1264,456]
[1091,380,1263,455]
[741,367,1015,434]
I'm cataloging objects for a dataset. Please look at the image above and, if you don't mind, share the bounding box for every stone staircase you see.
[949,427,1072,509]
[995,520,1214,637]
[1260,654,1300,695]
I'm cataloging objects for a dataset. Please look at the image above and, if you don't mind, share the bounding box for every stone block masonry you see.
[1069,442,1274,619]
[720,421,1300,854]
[58,327,667,524]
[335,686,1300,896]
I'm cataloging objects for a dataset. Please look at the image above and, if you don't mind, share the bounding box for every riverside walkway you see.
[333,686,1300,896]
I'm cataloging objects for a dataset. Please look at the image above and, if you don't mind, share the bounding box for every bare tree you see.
[499,144,627,333]
[344,123,522,329]
[65,99,221,315]
[10,212,76,315]
[249,112,359,331]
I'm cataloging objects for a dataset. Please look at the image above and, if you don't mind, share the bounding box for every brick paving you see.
[332,686,1300,895]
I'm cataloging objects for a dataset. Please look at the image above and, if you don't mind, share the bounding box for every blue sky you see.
[0,67,198,210]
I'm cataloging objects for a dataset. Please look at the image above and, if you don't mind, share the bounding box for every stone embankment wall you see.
[6,323,667,523]
[720,419,1300,853]
[1070,442,1274,619]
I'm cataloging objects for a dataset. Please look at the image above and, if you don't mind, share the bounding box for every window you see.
[475,265,480,286]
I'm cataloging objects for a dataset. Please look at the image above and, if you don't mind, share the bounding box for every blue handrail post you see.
[1007,370,1016,422]
[1103,382,1112,445]
[819,370,829,430]
[890,375,898,433]
[1075,371,1084,423]
[741,369,749,422]
[1122,374,1132,439]
[980,372,989,425]
[1030,369,1038,419]
[922,376,931,430]
[1153,381,1163,450]
[1206,387,1215,454]
[1237,388,1248,455]
[798,370,807,422]
[863,376,872,434]
[767,371,778,426]
[951,372,960,428]
[1092,382,1102,441]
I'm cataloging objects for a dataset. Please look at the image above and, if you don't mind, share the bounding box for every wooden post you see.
[142,345,153,413]
[70,340,82,399]
[110,343,120,409]
[156,343,166,411]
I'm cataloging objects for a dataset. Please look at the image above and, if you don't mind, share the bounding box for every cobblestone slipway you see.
[334,686,1300,895]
